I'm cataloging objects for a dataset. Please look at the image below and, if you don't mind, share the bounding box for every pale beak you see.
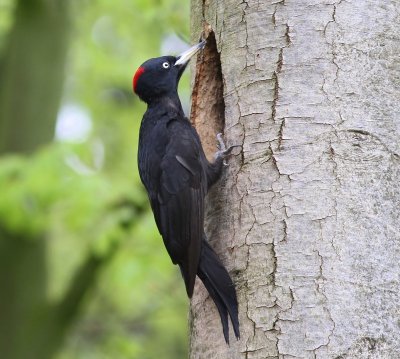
[174,40,206,67]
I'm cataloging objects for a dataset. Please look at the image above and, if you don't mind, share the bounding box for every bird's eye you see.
[162,62,170,69]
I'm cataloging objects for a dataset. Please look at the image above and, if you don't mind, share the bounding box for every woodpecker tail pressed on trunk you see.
[197,237,240,344]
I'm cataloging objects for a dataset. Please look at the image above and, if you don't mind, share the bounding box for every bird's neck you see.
[147,92,184,116]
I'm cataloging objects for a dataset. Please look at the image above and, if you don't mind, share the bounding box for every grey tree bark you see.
[189,1,400,358]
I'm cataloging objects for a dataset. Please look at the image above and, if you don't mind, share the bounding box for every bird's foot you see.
[214,133,241,165]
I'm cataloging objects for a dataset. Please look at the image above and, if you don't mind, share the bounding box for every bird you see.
[132,40,239,344]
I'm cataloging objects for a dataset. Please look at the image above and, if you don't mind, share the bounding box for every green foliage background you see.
[0,0,190,358]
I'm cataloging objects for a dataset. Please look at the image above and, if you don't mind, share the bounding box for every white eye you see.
[162,62,170,69]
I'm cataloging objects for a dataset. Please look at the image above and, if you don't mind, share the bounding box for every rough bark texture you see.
[190,1,400,358]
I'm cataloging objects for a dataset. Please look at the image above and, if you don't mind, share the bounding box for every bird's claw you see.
[215,133,241,165]
[216,133,226,152]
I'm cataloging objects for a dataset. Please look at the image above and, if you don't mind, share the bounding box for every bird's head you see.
[133,40,206,104]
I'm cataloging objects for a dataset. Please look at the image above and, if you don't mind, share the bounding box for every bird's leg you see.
[214,133,240,165]
[206,133,241,189]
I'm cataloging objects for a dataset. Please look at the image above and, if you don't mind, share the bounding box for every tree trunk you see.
[189,1,400,358]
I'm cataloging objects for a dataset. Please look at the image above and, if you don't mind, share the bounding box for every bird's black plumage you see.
[133,42,239,343]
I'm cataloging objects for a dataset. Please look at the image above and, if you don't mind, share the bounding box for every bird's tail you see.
[197,238,240,344]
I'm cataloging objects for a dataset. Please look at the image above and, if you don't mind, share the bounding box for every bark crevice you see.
[190,29,225,160]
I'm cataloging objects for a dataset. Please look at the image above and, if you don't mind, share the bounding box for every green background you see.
[0,0,190,358]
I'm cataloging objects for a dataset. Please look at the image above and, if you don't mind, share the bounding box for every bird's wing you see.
[151,118,205,298]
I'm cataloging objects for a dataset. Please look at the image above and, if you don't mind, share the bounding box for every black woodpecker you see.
[132,40,239,343]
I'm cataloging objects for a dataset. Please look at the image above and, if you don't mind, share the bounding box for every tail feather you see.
[197,270,229,341]
[197,239,240,343]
